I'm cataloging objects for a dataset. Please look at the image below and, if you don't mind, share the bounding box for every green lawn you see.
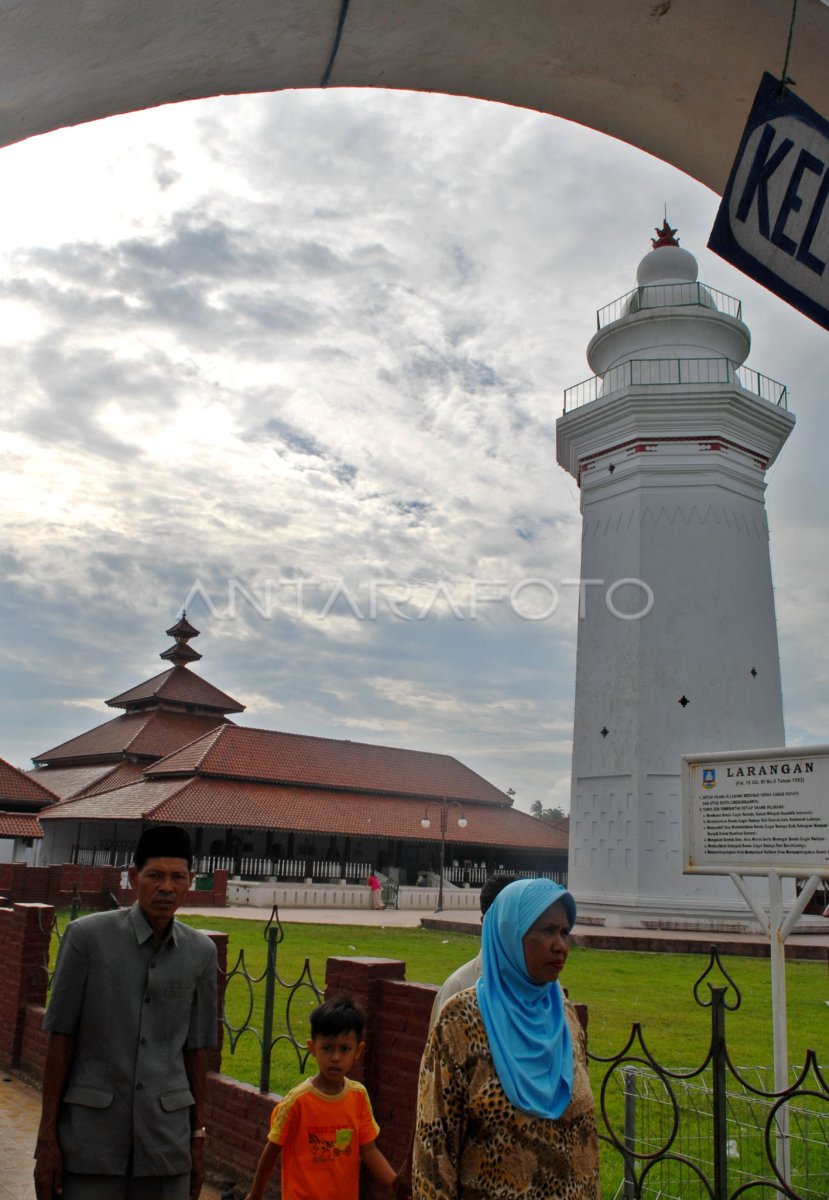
[179,914,827,1086]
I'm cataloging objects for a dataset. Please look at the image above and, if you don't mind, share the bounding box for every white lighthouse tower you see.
[557,222,795,926]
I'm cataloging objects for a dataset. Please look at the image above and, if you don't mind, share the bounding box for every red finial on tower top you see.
[652,220,680,249]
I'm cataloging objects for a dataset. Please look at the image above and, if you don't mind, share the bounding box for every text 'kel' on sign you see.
[709,72,829,331]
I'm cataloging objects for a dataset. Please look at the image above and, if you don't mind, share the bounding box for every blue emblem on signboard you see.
[702,769,716,790]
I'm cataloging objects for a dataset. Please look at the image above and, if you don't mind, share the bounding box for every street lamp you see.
[421,797,468,912]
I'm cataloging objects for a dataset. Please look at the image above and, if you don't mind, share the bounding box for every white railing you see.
[193,857,372,881]
[270,858,308,879]
[311,861,372,881]
[444,866,568,885]
[512,868,568,884]
[194,856,307,877]
[596,282,742,328]
[563,358,788,413]
[195,855,236,873]
[445,865,489,884]
[74,848,117,867]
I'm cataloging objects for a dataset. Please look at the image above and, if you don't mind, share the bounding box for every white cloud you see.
[0,87,826,813]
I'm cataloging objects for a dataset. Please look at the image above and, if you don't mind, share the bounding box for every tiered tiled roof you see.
[40,778,194,823]
[27,763,127,801]
[159,613,203,666]
[0,756,58,809]
[40,778,567,852]
[73,761,148,797]
[0,813,43,839]
[144,725,512,805]
[107,666,244,713]
[33,711,235,767]
[105,616,243,714]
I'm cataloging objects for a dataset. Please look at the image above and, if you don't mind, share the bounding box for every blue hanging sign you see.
[709,72,829,331]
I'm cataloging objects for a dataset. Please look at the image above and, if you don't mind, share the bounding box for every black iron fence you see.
[592,947,828,1200]
[220,906,322,1094]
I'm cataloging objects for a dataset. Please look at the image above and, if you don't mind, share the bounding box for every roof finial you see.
[652,219,680,249]
[160,612,202,666]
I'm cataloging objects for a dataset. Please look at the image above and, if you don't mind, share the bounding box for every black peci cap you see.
[133,825,193,869]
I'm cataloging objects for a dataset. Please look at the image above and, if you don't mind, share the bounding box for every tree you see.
[530,800,567,823]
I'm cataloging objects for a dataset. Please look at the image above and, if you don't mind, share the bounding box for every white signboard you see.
[682,745,829,873]
[708,73,829,331]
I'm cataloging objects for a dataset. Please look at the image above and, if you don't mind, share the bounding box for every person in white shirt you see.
[428,873,516,1030]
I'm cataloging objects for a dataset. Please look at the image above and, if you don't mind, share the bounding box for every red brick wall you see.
[325,956,435,1199]
[324,956,406,1088]
[204,1074,277,1189]
[19,1003,49,1080]
[369,977,435,1179]
[184,870,229,908]
[0,863,227,909]
[0,903,52,1068]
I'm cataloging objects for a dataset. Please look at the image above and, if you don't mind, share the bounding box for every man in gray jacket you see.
[34,825,217,1200]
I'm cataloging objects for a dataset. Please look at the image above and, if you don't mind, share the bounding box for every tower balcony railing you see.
[596,282,742,329]
[562,357,788,414]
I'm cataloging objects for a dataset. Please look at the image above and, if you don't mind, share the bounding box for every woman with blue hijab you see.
[412,878,599,1199]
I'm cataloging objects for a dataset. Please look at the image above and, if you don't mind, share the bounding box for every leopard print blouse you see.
[413,986,600,1200]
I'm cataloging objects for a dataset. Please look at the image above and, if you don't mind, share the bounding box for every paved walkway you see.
[182,904,829,959]
[0,1074,226,1200]
[179,903,473,927]
[0,1075,39,1200]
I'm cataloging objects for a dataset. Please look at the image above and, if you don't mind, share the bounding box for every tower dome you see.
[636,219,699,287]
[587,220,750,378]
[636,244,699,287]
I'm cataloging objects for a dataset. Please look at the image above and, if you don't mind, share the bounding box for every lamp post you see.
[421,797,468,912]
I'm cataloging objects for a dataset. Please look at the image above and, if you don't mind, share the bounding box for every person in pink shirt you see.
[367,872,385,910]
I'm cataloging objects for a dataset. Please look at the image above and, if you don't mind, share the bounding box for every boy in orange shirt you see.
[244,997,398,1200]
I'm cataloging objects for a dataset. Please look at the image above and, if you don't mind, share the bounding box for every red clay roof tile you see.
[28,763,127,800]
[107,666,244,713]
[40,777,566,852]
[39,777,193,822]
[145,725,512,804]
[76,761,148,797]
[0,812,43,838]
[33,712,233,766]
[0,757,58,806]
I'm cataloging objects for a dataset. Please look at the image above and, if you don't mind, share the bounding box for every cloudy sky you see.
[0,87,826,814]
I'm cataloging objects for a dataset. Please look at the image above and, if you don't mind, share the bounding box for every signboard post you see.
[709,72,829,331]
[682,745,829,1184]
